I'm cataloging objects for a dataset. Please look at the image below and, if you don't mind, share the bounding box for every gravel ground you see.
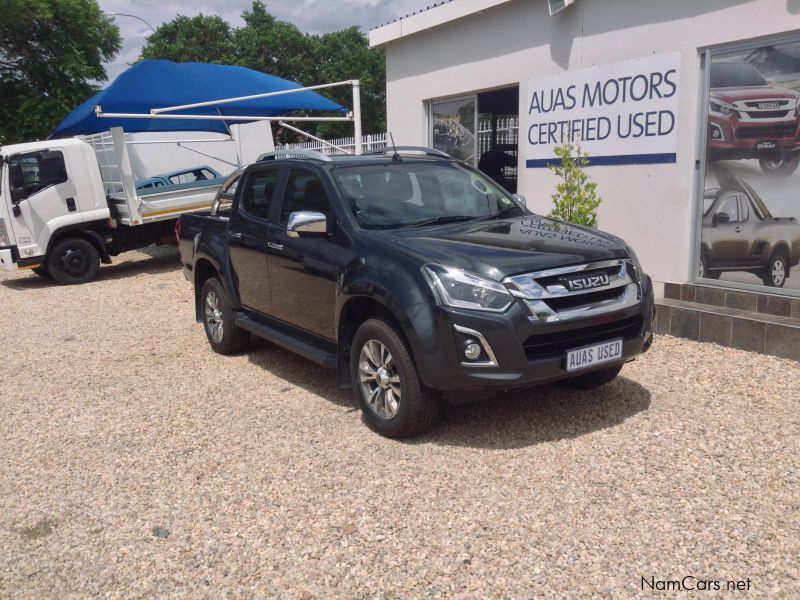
[1,248,798,598]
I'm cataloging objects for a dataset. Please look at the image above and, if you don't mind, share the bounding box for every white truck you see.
[0,127,256,284]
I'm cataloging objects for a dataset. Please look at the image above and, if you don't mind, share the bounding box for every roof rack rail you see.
[364,146,451,159]
[257,148,333,162]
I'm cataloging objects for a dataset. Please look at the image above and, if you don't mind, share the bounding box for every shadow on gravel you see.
[245,342,651,448]
[247,339,353,409]
[416,377,651,449]
[1,251,182,291]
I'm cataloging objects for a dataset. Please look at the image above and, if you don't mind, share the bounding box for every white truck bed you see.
[83,128,223,226]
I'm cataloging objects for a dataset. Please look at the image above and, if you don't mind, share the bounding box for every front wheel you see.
[761,251,788,288]
[759,155,800,177]
[200,278,250,354]
[351,319,441,438]
[47,237,100,285]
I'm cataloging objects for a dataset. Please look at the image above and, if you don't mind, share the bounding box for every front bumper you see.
[707,114,800,158]
[0,247,18,272]
[415,275,654,392]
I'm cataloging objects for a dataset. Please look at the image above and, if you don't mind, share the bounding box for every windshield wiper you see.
[408,215,476,228]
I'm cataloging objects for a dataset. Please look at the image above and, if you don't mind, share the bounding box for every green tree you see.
[140,14,235,65]
[0,0,120,143]
[548,142,602,228]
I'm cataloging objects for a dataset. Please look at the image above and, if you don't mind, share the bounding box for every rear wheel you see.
[47,237,100,285]
[351,318,441,438]
[759,154,800,177]
[761,250,788,288]
[561,364,623,390]
[200,278,249,354]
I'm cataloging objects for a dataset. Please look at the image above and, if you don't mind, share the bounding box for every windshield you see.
[710,62,768,88]
[332,161,524,229]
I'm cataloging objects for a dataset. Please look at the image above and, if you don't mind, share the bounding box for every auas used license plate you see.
[565,338,623,372]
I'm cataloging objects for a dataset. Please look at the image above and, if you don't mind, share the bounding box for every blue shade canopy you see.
[52,60,346,137]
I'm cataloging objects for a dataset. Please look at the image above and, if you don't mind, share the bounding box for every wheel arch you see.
[337,295,426,389]
[47,225,111,264]
[193,256,221,321]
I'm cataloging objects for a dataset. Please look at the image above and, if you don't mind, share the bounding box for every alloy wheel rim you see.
[358,339,401,419]
[773,260,786,286]
[204,291,224,343]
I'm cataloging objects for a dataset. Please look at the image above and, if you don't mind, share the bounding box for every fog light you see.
[464,341,482,360]
[712,129,722,139]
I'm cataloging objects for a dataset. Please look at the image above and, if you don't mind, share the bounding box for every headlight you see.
[0,218,10,247]
[625,246,644,282]
[423,264,514,312]
[709,100,734,116]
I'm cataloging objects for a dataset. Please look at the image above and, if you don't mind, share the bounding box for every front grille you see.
[504,259,640,324]
[736,125,796,139]
[546,286,624,312]
[523,315,643,360]
[742,110,793,119]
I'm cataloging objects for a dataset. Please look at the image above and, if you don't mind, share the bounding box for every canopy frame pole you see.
[277,121,353,155]
[353,80,363,155]
[94,110,353,123]
[149,80,357,114]
[176,143,239,168]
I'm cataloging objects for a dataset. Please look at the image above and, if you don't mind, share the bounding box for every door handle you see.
[267,241,284,251]
[734,226,742,233]
[230,232,244,240]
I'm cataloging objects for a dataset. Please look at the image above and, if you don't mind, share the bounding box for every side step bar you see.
[235,313,337,369]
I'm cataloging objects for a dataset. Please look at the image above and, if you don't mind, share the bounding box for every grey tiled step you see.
[663,282,800,319]
[655,298,800,361]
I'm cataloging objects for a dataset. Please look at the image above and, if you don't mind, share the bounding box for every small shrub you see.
[548,142,602,228]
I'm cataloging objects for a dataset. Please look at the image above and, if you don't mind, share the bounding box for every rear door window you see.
[242,168,281,221]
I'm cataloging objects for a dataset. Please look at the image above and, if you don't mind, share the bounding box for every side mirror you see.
[712,212,730,225]
[512,193,527,208]
[287,211,327,238]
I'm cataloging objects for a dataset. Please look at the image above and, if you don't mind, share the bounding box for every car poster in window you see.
[701,38,800,291]
[431,97,476,165]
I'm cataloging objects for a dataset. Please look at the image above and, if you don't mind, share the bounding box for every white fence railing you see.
[277,133,387,156]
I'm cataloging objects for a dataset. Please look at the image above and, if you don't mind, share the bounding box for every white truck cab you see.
[0,138,109,276]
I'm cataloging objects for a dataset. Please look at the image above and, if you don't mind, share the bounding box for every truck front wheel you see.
[200,278,249,354]
[351,319,441,438]
[47,238,100,285]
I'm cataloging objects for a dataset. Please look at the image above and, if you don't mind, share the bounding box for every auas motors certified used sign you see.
[526,52,681,167]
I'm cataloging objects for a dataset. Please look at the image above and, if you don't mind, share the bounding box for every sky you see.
[97,0,440,81]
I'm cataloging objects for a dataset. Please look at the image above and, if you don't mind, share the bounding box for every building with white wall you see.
[370,0,800,302]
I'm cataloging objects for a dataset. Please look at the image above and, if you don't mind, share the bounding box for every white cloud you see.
[97,0,435,81]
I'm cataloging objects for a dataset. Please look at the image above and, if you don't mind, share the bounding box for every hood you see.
[381,215,629,281]
[710,86,799,103]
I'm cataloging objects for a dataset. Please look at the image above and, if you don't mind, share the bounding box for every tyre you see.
[761,250,788,288]
[759,155,800,177]
[200,277,250,354]
[561,364,623,390]
[699,252,720,280]
[32,266,51,279]
[351,318,441,438]
[47,237,100,285]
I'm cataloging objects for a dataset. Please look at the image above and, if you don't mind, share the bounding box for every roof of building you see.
[369,0,513,48]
